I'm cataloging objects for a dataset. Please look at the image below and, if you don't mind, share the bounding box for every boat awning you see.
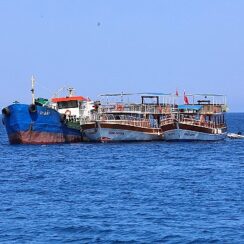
[99,92,171,97]
[178,105,203,110]
[51,96,88,103]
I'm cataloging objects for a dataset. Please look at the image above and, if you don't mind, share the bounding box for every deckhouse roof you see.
[99,92,171,97]
[51,96,88,103]
[178,105,203,110]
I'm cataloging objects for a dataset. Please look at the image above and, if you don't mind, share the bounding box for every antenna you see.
[67,87,75,97]
[31,75,35,104]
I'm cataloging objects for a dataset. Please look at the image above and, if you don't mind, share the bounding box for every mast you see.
[31,75,35,104]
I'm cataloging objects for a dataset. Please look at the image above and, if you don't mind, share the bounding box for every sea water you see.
[0,113,243,243]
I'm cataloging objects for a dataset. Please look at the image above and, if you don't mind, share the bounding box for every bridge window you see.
[57,101,78,109]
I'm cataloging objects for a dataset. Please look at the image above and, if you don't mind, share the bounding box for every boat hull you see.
[161,122,227,141]
[227,133,244,139]
[163,129,226,141]
[2,104,82,144]
[81,122,162,142]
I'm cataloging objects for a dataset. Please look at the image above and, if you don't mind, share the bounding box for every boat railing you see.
[99,104,172,114]
[199,104,227,114]
[99,119,152,128]
[65,115,80,123]
[160,118,175,126]
[179,117,226,129]
[87,113,157,129]
[160,116,226,129]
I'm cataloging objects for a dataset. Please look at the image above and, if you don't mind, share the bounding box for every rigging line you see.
[35,80,70,99]
[34,80,55,97]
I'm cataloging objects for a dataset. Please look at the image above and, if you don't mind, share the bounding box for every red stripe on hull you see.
[8,131,82,144]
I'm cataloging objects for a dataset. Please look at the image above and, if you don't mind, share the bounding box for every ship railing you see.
[98,119,152,128]
[160,117,226,129]
[99,104,172,114]
[80,116,93,124]
[91,113,154,128]
[199,104,227,114]
[180,117,226,129]
[65,115,80,123]
[160,118,175,126]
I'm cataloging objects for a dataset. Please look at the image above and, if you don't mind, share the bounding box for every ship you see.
[160,93,227,141]
[81,93,172,142]
[2,77,92,144]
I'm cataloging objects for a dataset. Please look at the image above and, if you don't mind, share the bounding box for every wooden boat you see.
[81,93,172,142]
[160,94,227,141]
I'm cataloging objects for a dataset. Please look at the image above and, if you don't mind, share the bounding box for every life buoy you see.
[116,104,124,111]
[65,110,71,116]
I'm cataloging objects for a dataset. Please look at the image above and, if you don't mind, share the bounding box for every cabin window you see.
[57,101,78,109]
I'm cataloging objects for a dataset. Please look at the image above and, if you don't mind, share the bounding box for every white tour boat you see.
[81,93,172,142]
[160,94,228,141]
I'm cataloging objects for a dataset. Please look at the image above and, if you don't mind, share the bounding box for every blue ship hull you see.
[2,104,82,144]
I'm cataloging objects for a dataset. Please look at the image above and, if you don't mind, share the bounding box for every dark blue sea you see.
[0,113,243,243]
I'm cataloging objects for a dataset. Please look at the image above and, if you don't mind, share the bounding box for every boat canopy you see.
[35,97,49,106]
[99,92,171,97]
[178,104,203,110]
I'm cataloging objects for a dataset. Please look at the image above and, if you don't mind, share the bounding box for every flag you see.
[184,91,189,104]
[175,88,179,96]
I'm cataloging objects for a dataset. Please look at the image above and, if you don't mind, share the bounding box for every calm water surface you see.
[0,113,243,243]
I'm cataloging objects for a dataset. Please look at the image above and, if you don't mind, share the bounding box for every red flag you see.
[184,91,189,104]
[175,89,179,96]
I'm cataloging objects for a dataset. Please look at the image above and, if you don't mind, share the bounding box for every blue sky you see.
[0,0,243,111]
